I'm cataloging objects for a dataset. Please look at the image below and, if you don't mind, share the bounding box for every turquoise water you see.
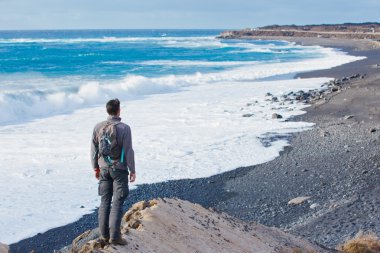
[0,29,327,124]
[0,29,320,78]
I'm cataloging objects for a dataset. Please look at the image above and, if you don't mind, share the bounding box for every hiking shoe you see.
[98,236,110,247]
[100,236,110,241]
[110,237,128,246]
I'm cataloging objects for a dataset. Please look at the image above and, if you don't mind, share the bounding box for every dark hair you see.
[106,98,120,115]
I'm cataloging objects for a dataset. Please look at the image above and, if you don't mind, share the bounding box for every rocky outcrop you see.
[218,23,380,40]
[62,198,332,253]
[261,23,380,33]
[261,73,365,107]
[0,243,9,253]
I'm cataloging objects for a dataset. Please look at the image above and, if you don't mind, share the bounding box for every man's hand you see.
[95,168,100,180]
[129,172,136,183]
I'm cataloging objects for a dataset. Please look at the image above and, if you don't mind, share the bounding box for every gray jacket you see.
[91,116,135,173]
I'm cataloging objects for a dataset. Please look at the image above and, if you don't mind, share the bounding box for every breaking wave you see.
[0,47,365,125]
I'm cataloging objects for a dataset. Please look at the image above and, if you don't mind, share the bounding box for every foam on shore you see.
[0,47,364,125]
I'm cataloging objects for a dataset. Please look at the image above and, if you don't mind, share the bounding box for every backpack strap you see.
[120,147,125,163]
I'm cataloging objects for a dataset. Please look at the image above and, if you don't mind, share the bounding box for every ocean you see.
[0,29,363,243]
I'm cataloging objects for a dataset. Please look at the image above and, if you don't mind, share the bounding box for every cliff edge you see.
[61,198,332,253]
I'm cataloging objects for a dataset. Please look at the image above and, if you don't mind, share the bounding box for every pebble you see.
[272,113,283,119]
[272,97,279,102]
[288,196,311,205]
[321,131,331,137]
[310,203,320,209]
[344,115,354,120]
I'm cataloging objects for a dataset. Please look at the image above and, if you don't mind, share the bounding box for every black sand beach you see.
[10,39,380,253]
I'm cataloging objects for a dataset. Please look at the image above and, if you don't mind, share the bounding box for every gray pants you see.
[98,168,129,240]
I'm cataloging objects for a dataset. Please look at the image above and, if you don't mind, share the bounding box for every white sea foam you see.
[0,47,364,125]
[0,77,328,244]
[0,36,216,44]
[139,60,259,67]
[0,44,366,244]
[0,36,306,51]
[0,36,233,50]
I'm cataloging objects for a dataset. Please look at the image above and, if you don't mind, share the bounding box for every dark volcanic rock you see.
[272,113,283,119]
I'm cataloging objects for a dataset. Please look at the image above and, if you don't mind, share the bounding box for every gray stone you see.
[272,113,283,119]
[321,131,331,137]
[344,115,354,120]
[288,196,311,205]
[310,203,320,209]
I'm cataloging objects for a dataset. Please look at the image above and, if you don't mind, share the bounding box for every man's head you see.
[106,98,120,116]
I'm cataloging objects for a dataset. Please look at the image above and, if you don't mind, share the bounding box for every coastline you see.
[10,38,380,253]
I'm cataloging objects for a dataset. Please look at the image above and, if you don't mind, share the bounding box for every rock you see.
[271,97,279,102]
[321,131,331,137]
[344,115,354,120]
[242,113,254,117]
[350,74,360,79]
[74,237,109,253]
[370,128,377,133]
[70,229,100,253]
[0,243,9,253]
[67,198,327,253]
[266,92,272,96]
[272,113,283,119]
[331,86,339,92]
[310,203,320,209]
[288,196,311,205]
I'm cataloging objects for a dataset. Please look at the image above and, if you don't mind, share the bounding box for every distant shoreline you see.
[218,23,380,42]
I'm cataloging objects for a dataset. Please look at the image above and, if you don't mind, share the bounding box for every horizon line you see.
[0,21,379,32]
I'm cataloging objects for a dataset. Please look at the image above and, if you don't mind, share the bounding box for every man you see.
[91,98,136,245]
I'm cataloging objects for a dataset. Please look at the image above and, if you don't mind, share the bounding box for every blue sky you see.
[0,0,379,30]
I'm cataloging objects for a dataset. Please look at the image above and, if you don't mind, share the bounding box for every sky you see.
[0,0,379,30]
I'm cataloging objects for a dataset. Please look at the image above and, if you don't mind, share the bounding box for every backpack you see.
[98,121,121,166]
